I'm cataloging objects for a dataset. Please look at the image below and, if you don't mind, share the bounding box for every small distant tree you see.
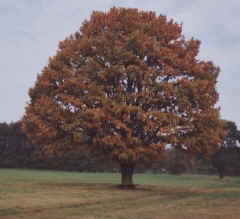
[22,8,225,187]
[212,120,240,179]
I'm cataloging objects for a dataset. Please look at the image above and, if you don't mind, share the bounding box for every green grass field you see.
[0,169,240,219]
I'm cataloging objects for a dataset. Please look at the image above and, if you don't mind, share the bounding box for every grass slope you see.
[0,169,240,219]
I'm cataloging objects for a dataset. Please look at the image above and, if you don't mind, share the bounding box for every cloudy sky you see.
[1,0,239,127]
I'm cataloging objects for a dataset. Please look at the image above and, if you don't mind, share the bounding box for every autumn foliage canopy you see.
[22,8,225,186]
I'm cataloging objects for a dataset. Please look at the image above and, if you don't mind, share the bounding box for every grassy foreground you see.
[0,169,240,219]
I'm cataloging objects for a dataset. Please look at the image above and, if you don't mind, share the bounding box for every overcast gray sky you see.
[1,0,239,127]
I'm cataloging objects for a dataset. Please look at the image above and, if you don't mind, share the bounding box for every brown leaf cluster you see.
[22,8,225,165]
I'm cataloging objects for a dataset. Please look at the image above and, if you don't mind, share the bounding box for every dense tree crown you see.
[22,8,225,185]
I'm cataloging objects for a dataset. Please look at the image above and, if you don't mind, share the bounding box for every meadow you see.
[0,169,240,219]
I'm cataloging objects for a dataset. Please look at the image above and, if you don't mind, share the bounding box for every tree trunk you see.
[186,154,196,174]
[120,163,135,188]
[218,166,225,180]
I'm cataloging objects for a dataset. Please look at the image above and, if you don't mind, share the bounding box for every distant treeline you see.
[0,121,240,178]
[0,122,115,172]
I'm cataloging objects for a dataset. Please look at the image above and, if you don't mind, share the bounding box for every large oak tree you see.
[22,8,225,187]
